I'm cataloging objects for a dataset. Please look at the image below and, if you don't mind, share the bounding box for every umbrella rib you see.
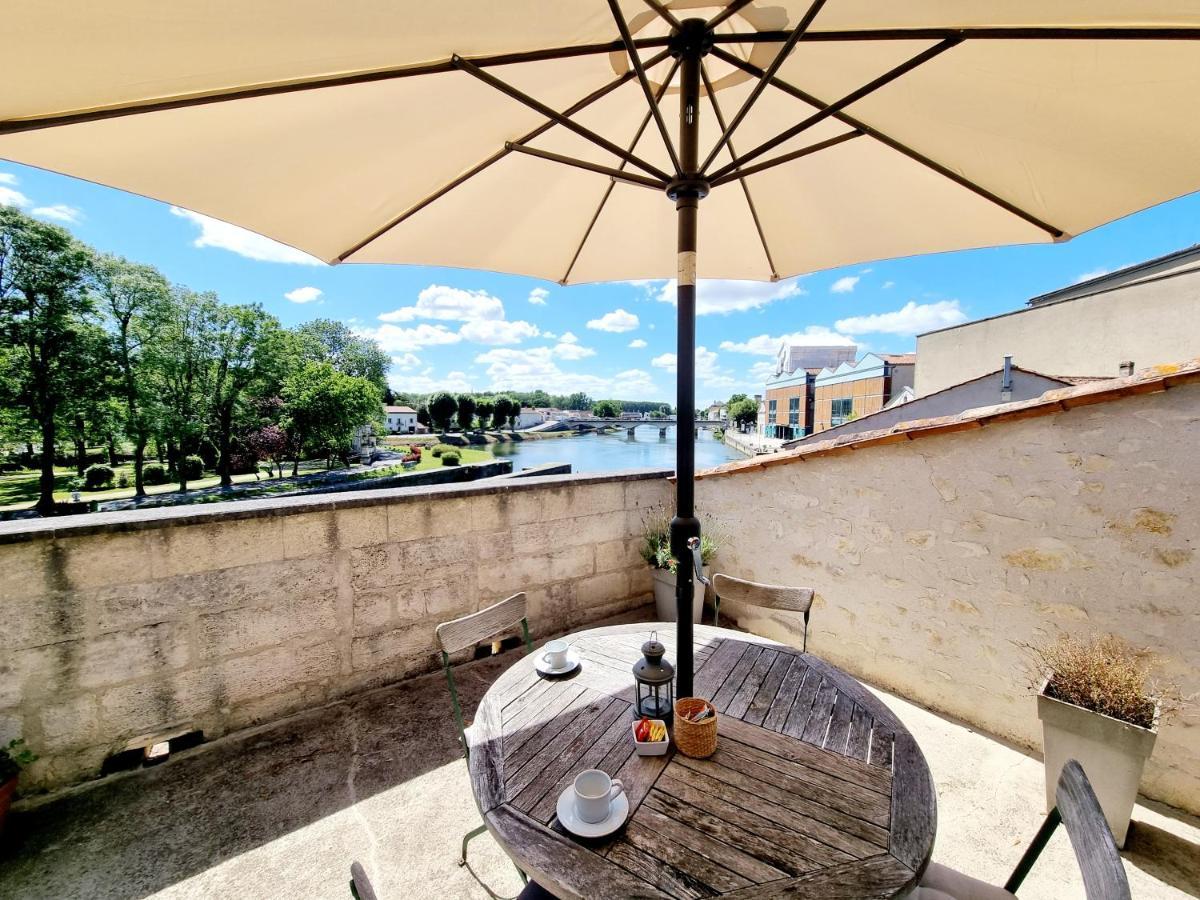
[709,26,1200,44]
[453,54,672,183]
[559,57,682,284]
[708,38,959,183]
[505,142,665,189]
[707,0,756,31]
[608,0,682,175]
[709,45,1065,238]
[0,40,674,137]
[700,60,777,280]
[641,0,682,31]
[708,130,863,187]
[699,0,827,175]
[334,52,670,262]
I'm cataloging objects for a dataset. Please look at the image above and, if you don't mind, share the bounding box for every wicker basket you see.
[673,697,718,758]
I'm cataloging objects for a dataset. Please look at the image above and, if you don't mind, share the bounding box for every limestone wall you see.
[0,471,671,793]
[697,381,1200,813]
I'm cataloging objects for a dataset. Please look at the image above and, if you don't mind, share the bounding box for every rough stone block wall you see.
[0,471,672,793]
[697,382,1200,814]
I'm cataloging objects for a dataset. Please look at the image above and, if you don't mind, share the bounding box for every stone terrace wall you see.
[697,381,1200,813]
[0,471,671,793]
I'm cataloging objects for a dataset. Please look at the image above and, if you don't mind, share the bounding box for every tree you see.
[416,404,431,430]
[428,391,457,432]
[659,404,672,417]
[208,304,281,486]
[565,391,592,411]
[455,394,477,432]
[592,399,621,418]
[475,397,494,430]
[246,423,288,477]
[93,254,173,495]
[0,207,97,513]
[282,362,381,471]
[729,397,758,430]
[293,318,390,393]
[492,396,515,429]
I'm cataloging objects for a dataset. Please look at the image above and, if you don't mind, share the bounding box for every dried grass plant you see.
[1023,633,1179,729]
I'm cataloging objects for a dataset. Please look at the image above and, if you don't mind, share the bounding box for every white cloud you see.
[720,327,856,356]
[459,318,540,346]
[284,286,322,304]
[835,299,967,336]
[553,340,596,360]
[390,370,474,393]
[474,347,659,397]
[653,278,804,315]
[542,331,557,340]
[528,287,549,305]
[170,207,323,265]
[628,338,648,349]
[0,186,31,209]
[882,280,895,289]
[650,346,734,388]
[380,284,505,323]
[560,331,579,344]
[356,322,462,352]
[32,204,82,224]
[390,353,421,370]
[1073,266,1125,284]
[748,360,778,381]
[831,275,859,294]
[587,308,639,333]
[0,173,17,185]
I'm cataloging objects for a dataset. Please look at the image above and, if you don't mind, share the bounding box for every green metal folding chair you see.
[435,592,534,881]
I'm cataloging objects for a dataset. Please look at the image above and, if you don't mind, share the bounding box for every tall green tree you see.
[209,304,281,486]
[282,362,381,472]
[475,397,494,431]
[592,399,622,418]
[455,394,477,432]
[93,254,173,495]
[0,207,96,513]
[491,396,514,429]
[428,391,457,432]
[294,318,389,393]
[565,391,592,411]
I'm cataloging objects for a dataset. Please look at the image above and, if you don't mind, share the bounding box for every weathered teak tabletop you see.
[467,623,936,899]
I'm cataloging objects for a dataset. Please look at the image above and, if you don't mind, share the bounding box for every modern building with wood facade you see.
[811,353,916,433]
[761,344,857,440]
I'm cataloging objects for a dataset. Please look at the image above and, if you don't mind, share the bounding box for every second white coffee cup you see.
[573,769,624,824]
[542,639,569,669]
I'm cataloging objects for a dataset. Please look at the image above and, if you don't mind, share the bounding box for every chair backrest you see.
[711,574,814,613]
[436,592,530,655]
[349,861,378,900]
[1057,760,1132,899]
[1004,759,1131,899]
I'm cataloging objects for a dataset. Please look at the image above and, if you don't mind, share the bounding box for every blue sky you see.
[3,160,1198,404]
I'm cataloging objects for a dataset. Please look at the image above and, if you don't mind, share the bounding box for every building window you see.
[830,397,853,426]
[768,399,777,424]
[788,397,800,425]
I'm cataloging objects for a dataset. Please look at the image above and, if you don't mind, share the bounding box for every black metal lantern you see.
[633,632,675,723]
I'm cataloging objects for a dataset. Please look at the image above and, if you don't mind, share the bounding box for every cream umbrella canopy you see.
[5,1,1200,692]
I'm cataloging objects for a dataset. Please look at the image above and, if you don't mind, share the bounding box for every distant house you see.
[384,405,417,434]
[786,358,1094,448]
[515,408,547,430]
[706,402,727,422]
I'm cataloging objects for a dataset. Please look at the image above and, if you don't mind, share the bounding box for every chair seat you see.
[913,862,1017,900]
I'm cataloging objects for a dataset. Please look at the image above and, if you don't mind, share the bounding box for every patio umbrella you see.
[5,2,1200,693]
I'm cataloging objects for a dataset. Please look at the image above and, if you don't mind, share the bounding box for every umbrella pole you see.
[667,18,712,699]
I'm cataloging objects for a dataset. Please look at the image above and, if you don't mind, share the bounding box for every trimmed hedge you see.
[180,455,205,480]
[141,463,168,485]
[441,450,461,466]
[83,464,115,491]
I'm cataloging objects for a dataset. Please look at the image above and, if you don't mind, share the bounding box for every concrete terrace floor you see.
[1,608,1197,900]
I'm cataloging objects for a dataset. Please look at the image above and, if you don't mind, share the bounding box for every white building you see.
[515,408,548,430]
[384,405,418,433]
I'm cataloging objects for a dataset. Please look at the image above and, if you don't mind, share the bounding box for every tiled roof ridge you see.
[691,358,1200,481]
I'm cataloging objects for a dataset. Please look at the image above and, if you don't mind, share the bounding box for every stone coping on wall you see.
[691,357,1200,482]
[0,467,674,545]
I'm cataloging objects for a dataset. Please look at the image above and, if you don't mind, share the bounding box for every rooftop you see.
[2,608,1195,900]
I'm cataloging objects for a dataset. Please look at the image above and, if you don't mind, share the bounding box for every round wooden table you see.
[467,623,936,899]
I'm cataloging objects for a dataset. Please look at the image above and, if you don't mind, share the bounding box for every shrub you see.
[117,472,129,489]
[0,738,36,784]
[441,450,461,466]
[83,464,115,491]
[638,504,719,574]
[430,443,456,458]
[180,455,205,480]
[142,463,168,485]
[1025,634,1179,729]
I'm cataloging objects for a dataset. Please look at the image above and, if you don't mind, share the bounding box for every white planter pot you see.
[651,567,706,623]
[1037,676,1159,848]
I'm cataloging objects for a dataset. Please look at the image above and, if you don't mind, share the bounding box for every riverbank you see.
[382,429,578,448]
[723,430,786,457]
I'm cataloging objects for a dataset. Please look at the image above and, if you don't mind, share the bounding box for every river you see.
[490,427,744,475]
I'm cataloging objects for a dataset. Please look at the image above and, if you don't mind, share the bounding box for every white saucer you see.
[535,649,581,676]
[555,785,629,838]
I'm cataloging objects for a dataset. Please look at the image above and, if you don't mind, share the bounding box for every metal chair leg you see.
[460,822,487,866]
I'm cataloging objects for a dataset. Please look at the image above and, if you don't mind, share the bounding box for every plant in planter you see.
[0,738,36,834]
[1025,633,1179,847]
[639,505,718,623]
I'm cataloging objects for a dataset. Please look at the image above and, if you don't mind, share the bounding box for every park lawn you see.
[351,446,492,479]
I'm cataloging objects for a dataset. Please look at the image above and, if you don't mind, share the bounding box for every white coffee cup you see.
[542,639,569,669]
[573,769,624,824]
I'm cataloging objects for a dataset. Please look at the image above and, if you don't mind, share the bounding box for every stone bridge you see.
[563,417,724,438]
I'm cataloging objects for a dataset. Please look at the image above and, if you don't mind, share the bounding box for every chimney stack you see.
[1119,360,1135,377]
[1000,355,1013,402]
